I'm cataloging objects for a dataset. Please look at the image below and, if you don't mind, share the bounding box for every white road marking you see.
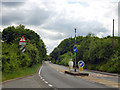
[38,64,54,88]
[45,81,48,84]
[39,65,43,75]
[38,74,41,77]
[59,72,64,74]
[42,79,45,81]
[48,84,53,87]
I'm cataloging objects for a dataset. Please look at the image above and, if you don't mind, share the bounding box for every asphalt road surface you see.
[2,69,50,88]
[2,61,119,90]
[51,63,119,83]
[40,62,118,89]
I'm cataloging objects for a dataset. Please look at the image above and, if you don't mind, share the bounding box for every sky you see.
[0,0,119,54]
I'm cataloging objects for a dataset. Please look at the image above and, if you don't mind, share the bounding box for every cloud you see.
[119,1,120,37]
[67,0,89,7]
[1,0,119,54]
[43,38,62,54]
[42,18,108,37]
[2,11,24,25]
[24,7,50,26]
[2,2,25,7]
[2,1,51,26]
[37,29,66,40]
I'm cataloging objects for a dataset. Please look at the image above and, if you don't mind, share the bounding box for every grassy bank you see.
[2,64,41,82]
[0,71,2,82]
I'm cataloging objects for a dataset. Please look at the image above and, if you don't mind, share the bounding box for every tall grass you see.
[2,64,41,81]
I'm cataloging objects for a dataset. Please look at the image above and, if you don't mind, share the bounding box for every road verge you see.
[2,64,41,83]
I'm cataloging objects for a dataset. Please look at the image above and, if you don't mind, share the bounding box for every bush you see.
[2,25,47,73]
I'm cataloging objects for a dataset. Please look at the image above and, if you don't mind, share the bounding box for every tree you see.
[2,25,47,73]
[50,34,120,73]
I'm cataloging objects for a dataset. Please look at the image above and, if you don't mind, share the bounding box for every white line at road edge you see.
[42,79,45,81]
[39,65,43,76]
[48,84,53,87]
[45,81,48,84]
[38,64,53,88]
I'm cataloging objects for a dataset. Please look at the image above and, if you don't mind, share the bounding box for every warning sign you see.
[19,36,26,45]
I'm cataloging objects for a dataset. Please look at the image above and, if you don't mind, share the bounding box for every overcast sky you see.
[0,0,119,54]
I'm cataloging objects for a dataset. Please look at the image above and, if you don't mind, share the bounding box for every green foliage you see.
[2,64,41,81]
[57,52,74,66]
[50,34,120,74]
[2,25,47,73]
[2,43,20,73]
[50,38,75,63]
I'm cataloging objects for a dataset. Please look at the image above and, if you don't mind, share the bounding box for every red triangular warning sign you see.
[19,36,26,42]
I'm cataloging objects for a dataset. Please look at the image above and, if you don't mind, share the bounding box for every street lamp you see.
[74,27,77,72]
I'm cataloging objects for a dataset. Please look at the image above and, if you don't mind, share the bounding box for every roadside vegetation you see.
[0,32,1,82]
[50,33,120,74]
[2,64,41,81]
[2,25,47,81]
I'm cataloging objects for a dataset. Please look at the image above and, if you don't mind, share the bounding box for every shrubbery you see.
[50,34,120,74]
[2,25,47,73]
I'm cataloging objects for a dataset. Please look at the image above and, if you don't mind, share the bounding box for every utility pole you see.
[112,19,114,49]
[119,2,120,44]
[74,27,77,72]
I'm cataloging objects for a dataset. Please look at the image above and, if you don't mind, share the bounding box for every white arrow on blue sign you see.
[73,47,78,52]
[78,61,85,67]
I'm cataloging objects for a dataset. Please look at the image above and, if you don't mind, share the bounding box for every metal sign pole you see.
[112,19,114,50]
[75,52,76,72]
[74,27,77,72]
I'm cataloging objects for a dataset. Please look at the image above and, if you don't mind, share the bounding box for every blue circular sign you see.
[78,61,85,67]
[73,47,78,52]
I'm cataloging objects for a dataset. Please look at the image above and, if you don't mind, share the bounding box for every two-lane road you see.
[40,62,118,89]
[2,61,119,90]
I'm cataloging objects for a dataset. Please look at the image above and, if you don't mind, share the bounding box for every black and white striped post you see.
[19,36,26,52]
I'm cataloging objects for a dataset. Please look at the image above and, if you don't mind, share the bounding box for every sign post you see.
[78,61,85,72]
[73,46,78,72]
[19,36,26,52]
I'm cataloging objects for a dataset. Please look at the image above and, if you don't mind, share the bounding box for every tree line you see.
[2,25,47,73]
[50,34,120,74]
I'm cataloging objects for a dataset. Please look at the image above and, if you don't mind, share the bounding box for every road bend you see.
[40,61,119,89]
[2,61,119,90]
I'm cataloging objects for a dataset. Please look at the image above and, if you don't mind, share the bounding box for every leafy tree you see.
[50,34,120,73]
[2,25,47,73]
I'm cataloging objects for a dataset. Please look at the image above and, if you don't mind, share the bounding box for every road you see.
[2,61,119,90]
[40,62,119,89]
[2,68,51,88]
[51,63,119,83]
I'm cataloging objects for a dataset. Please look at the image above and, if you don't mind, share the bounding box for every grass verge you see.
[0,71,2,82]
[2,63,41,82]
